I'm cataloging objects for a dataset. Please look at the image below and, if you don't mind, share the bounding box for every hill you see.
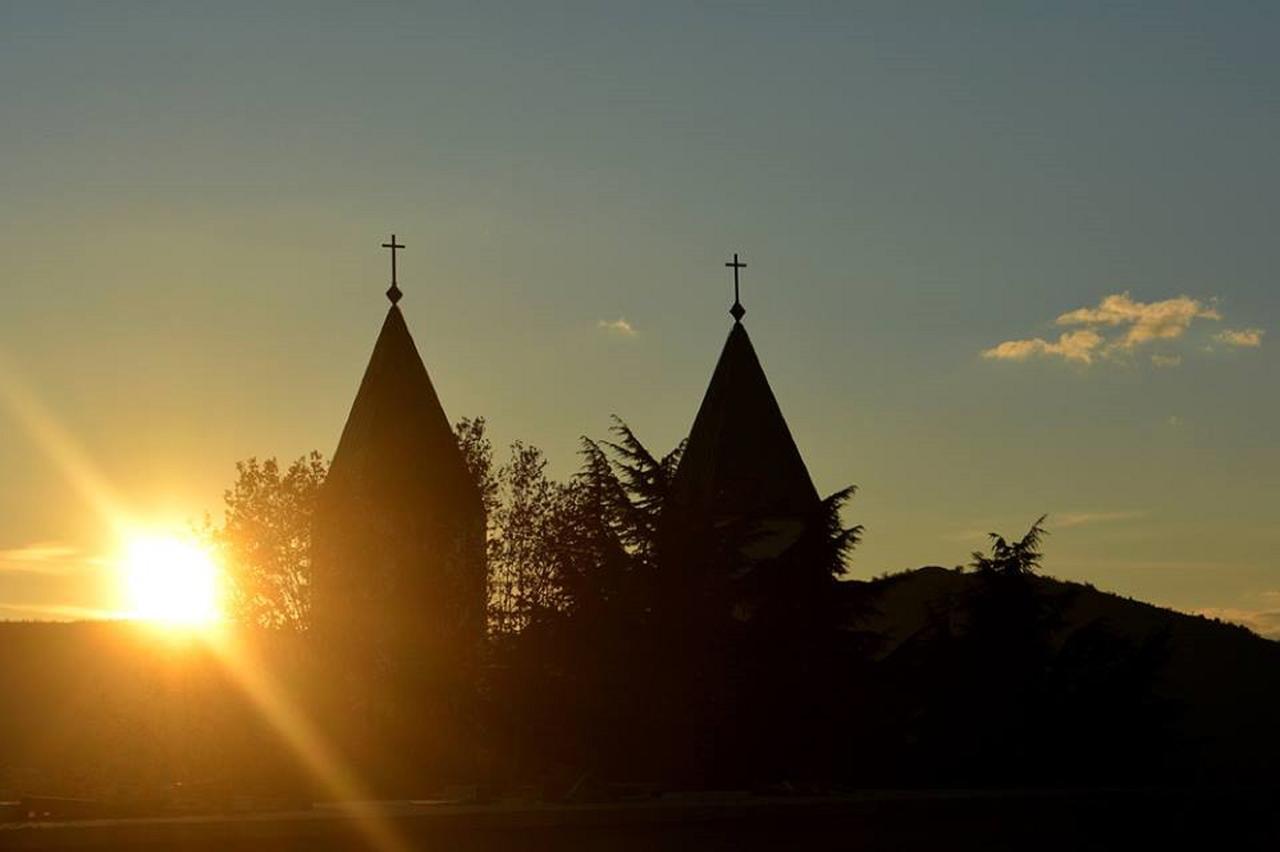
[841,566,1280,780]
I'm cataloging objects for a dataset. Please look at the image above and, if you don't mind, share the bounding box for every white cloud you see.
[596,318,638,338]
[1056,292,1219,350]
[1214,327,1264,348]
[982,329,1103,364]
[984,292,1237,365]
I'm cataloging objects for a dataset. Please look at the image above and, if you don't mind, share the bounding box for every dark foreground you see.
[3,788,1277,851]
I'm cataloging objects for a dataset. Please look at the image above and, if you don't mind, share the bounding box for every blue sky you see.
[1,2,1277,632]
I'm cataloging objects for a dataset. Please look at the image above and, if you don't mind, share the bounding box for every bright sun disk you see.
[121,534,223,626]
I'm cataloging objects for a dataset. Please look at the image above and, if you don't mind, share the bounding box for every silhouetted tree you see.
[477,420,682,779]
[455,416,500,521]
[552,419,684,618]
[456,417,576,635]
[210,453,327,631]
[970,514,1047,576]
[488,441,573,632]
[589,417,684,565]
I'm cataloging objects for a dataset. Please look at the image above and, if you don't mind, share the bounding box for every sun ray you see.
[200,628,411,852]
[0,354,133,535]
[0,352,407,850]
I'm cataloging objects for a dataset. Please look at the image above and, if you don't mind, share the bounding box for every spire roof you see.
[670,321,820,521]
[323,304,475,507]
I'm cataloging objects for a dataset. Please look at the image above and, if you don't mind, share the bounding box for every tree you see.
[970,515,1048,577]
[454,416,499,521]
[586,417,684,567]
[210,453,328,631]
[487,440,573,634]
[555,418,683,620]
[456,417,576,635]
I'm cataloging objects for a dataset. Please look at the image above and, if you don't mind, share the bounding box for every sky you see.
[1,2,1277,634]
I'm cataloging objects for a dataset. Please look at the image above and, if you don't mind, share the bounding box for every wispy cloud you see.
[0,542,79,563]
[597,318,638,338]
[0,541,87,576]
[983,292,1239,366]
[944,510,1141,541]
[942,506,1141,539]
[1214,327,1264,348]
[0,548,114,622]
[1054,511,1145,529]
[0,603,117,621]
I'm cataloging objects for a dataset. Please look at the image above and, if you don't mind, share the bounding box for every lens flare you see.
[1,356,409,850]
[121,535,223,625]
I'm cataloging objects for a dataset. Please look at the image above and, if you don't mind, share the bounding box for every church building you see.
[310,236,485,783]
[307,240,831,783]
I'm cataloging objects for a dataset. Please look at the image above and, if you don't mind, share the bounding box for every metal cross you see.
[725,252,747,322]
[381,234,406,305]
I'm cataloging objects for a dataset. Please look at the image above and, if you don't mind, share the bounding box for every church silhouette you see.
[307,237,837,790]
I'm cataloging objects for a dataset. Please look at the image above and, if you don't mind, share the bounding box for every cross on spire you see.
[725,252,747,322]
[381,234,406,305]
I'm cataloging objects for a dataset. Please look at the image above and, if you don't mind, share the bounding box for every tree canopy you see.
[210,452,327,631]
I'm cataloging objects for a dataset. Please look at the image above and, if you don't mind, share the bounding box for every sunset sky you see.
[1,3,1276,634]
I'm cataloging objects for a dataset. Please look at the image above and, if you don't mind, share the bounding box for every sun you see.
[120,534,224,626]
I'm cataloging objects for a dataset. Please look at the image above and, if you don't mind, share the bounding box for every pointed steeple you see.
[318,237,479,542]
[324,304,471,497]
[670,317,820,526]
